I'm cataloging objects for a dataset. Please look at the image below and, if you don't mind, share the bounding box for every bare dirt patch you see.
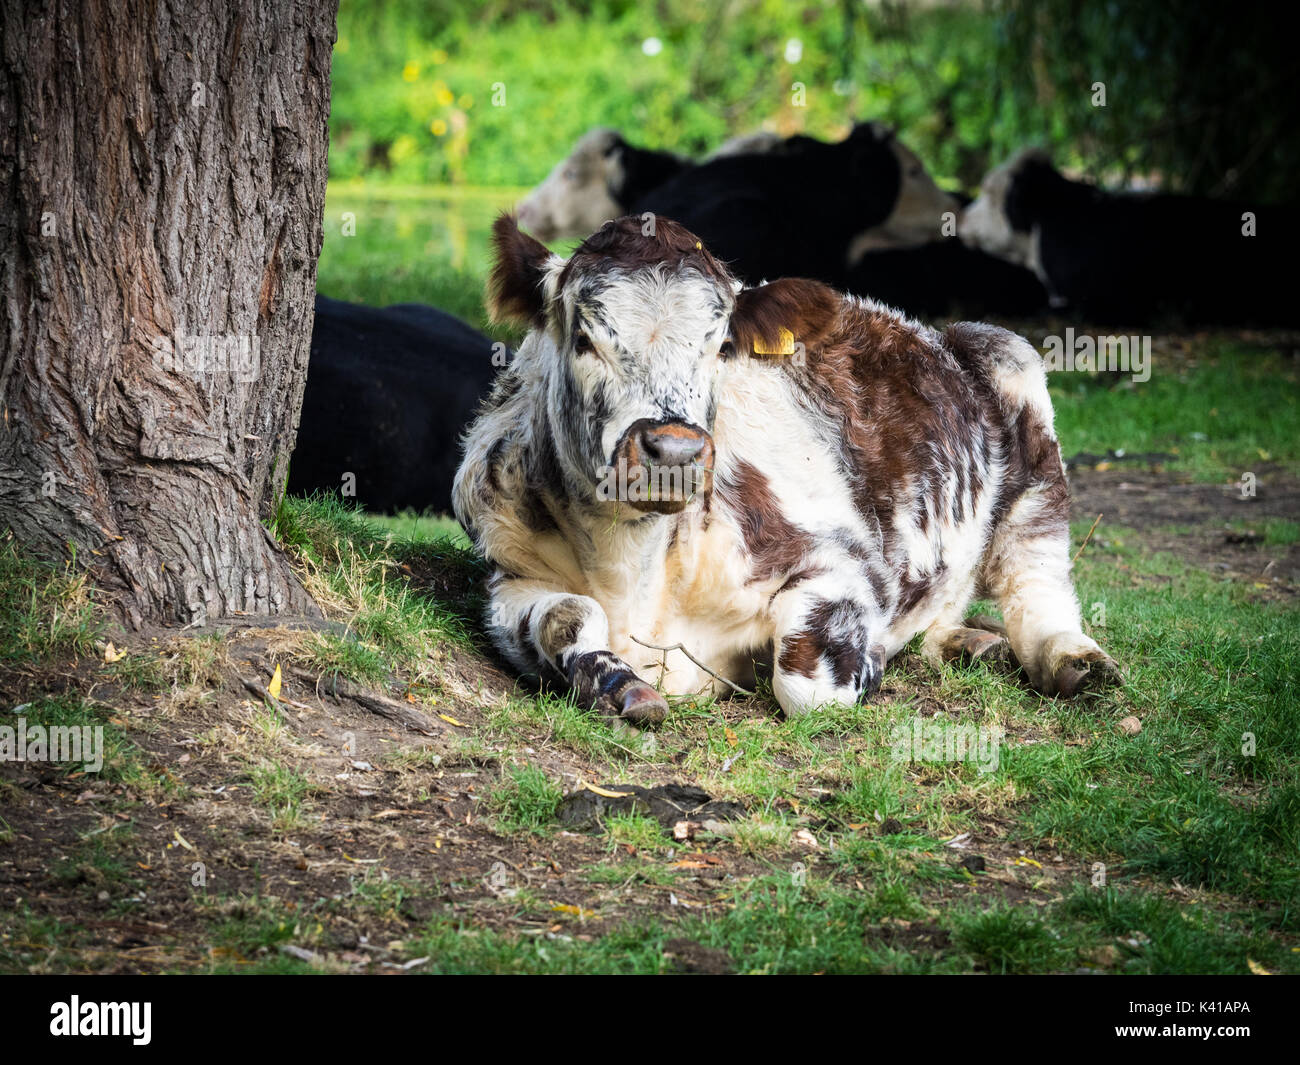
[1069,465,1300,596]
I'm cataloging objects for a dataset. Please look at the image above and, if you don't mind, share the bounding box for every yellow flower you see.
[430,118,448,136]
[436,87,454,107]
[402,61,419,82]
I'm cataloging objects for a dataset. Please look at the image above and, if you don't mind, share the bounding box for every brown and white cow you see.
[453,214,1121,724]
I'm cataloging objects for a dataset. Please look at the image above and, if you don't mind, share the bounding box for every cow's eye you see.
[719,337,735,358]
[573,331,594,355]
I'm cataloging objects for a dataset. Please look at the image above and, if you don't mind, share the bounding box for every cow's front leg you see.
[487,575,668,725]
[771,585,884,716]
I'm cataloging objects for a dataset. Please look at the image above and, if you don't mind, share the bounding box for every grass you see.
[317,187,521,339]
[2,275,1298,974]
[248,762,317,831]
[489,763,563,833]
[0,533,99,664]
[1048,340,1300,480]
[272,495,482,680]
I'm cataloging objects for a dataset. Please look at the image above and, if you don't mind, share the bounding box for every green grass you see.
[0,534,99,664]
[272,494,482,675]
[1050,341,1300,480]
[365,510,471,546]
[12,694,178,798]
[248,489,1299,973]
[488,763,564,833]
[316,187,518,338]
[248,762,317,831]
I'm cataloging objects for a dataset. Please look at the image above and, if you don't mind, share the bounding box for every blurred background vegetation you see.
[318,0,1297,325]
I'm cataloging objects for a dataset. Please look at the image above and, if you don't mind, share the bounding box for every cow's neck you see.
[568,503,679,593]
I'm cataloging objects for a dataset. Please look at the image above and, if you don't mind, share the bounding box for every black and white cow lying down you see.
[961,149,1297,325]
[289,296,498,514]
[452,215,1121,724]
[516,128,692,244]
[517,125,958,265]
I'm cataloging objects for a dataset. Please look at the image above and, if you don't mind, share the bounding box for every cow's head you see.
[516,128,630,243]
[846,125,963,260]
[490,214,738,515]
[960,149,1065,271]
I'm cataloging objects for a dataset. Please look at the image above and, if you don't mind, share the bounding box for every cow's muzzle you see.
[606,418,715,513]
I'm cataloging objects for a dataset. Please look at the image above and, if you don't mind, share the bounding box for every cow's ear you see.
[488,213,555,327]
[730,278,840,359]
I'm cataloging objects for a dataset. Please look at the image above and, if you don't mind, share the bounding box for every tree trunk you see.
[0,0,337,628]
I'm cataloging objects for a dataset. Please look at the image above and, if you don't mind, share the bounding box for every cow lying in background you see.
[845,238,1049,319]
[289,296,498,514]
[516,127,800,244]
[516,128,691,244]
[453,215,1121,724]
[633,123,960,287]
[961,149,1297,325]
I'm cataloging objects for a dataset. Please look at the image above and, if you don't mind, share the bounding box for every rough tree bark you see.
[0,0,338,628]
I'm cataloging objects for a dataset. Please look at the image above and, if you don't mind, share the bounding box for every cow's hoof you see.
[1052,652,1124,699]
[964,614,1008,637]
[617,681,669,726]
[943,627,1015,668]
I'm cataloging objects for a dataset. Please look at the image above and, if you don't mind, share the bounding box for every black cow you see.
[288,296,499,514]
[962,149,1297,325]
[845,239,1049,320]
[631,123,959,287]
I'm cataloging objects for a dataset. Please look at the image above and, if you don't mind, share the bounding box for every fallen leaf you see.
[551,903,598,919]
[1118,715,1142,736]
[724,726,738,748]
[438,713,467,727]
[172,829,196,852]
[580,780,634,799]
[1247,958,1272,975]
[267,663,282,700]
[104,642,126,663]
[793,828,820,850]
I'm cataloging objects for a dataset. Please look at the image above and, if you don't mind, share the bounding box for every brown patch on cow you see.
[777,599,865,686]
[1004,410,1071,536]
[488,214,552,327]
[731,277,842,359]
[538,598,589,660]
[715,460,811,581]
[558,215,734,292]
[777,631,821,680]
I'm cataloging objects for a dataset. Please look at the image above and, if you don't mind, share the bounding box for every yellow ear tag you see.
[753,326,795,356]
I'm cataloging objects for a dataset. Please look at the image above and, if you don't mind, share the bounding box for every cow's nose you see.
[639,425,707,468]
